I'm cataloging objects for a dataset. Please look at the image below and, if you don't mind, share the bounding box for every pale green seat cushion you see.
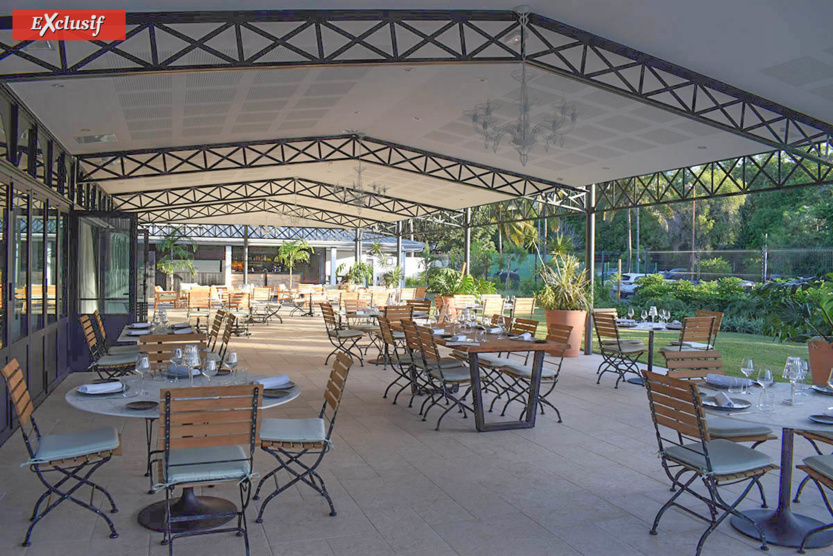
[667,341,712,350]
[99,352,139,367]
[664,439,773,475]
[498,362,557,380]
[164,445,250,485]
[352,323,380,332]
[329,329,363,339]
[108,344,141,355]
[34,426,120,463]
[602,339,642,346]
[602,341,645,354]
[414,357,461,369]
[428,365,472,382]
[803,454,833,480]
[391,353,413,365]
[707,416,772,438]
[260,418,327,443]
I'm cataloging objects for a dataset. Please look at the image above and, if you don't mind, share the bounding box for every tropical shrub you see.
[428,268,497,298]
[535,254,591,311]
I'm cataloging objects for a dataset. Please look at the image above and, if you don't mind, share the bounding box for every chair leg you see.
[256,446,332,522]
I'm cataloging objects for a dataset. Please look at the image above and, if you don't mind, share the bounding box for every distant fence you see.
[602,248,833,282]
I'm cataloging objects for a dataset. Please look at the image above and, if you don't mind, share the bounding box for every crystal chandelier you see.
[338,132,388,215]
[466,7,578,166]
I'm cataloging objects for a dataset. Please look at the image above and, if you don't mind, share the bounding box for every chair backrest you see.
[188,287,211,309]
[139,337,208,367]
[339,290,360,309]
[592,308,618,318]
[453,294,476,308]
[79,314,104,359]
[664,349,724,380]
[546,323,573,346]
[481,296,504,319]
[414,286,428,300]
[159,385,261,478]
[695,310,723,346]
[320,352,353,436]
[511,317,539,336]
[1,359,36,438]
[252,287,272,302]
[208,309,226,348]
[370,290,390,307]
[511,297,535,318]
[400,319,422,352]
[436,296,457,323]
[490,314,511,328]
[228,291,250,309]
[593,312,620,343]
[385,304,413,323]
[406,299,431,315]
[675,316,715,350]
[376,316,396,346]
[415,324,443,364]
[399,288,416,301]
[216,314,236,361]
[643,371,714,471]
[320,302,339,332]
[92,309,107,344]
[343,298,368,314]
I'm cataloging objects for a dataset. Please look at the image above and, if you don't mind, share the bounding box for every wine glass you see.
[627,307,634,320]
[225,351,238,375]
[640,310,647,323]
[757,368,774,411]
[135,355,151,396]
[649,306,658,323]
[202,359,218,382]
[740,357,754,395]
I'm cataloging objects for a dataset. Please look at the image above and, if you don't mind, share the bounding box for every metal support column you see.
[584,184,596,356]
[464,207,471,274]
[355,228,362,265]
[224,246,232,287]
[243,226,249,286]
[329,247,338,285]
[395,221,404,287]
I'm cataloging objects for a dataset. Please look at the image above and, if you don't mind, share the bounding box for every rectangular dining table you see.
[435,332,568,432]
[116,325,204,344]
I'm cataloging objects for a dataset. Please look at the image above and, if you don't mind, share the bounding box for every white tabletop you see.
[116,324,199,343]
[619,320,673,332]
[702,382,833,432]
[65,373,300,419]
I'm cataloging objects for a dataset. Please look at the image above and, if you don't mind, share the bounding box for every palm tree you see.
[277,240,312,290]
[156,227,196,290]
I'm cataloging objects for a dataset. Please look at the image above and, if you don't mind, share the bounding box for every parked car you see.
[612,273,648,297]
[661,268,691,281]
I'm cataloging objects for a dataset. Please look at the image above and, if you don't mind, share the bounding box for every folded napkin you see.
[446,341,481,347]
[431,329,445,335]
[128,329,151,336]
[517,332,533,341]
[355,310,366,316]
[706,373,752,388]
[171,322,191,329]
[173,327,194,335]
[451,334,467,342]
[487,327,502,334]
[168,364,200,377]
[78,382,123,394]
[713,391,736,408]
[254,375,290,389]
[129,323,151,329]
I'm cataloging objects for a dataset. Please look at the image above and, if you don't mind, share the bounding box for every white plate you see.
[76,383,127,395]
[129,323,151,329]
[813,385,833,396]
[810,414,833,425]
[173,328,194,335]
[701,395,751,411]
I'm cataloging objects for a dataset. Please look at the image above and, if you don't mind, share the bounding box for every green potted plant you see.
[382,265,404,288]
[536,254,590,357]
[156,227,197,290]
[276,240,312,290]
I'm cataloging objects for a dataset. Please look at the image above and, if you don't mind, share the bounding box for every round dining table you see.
[66,373,300,533]
[619,320,677,385]
[703,382,833,548]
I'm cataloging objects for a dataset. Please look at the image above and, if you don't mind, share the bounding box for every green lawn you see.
[527,308,806,381]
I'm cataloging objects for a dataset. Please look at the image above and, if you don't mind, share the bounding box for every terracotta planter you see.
[808,337,833,385]
[545,309,586,357]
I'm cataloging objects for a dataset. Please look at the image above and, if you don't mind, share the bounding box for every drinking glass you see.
[121,375,139,398]
[203,359,218,382]
[235,367,249,385]
[740,357,754,395]
[757,368,774,411]
[225,351,238,374]
[649,306,658,322]
[627,307,634,320]
[136,355,151,396]
[640,310,647,323]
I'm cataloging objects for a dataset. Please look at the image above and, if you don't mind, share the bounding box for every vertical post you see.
[243,226,249,286]
[396,221,404,288]
[329,246,338,285]
[690,199,696,279]
[617,258,622,302]
[762,233,769,283]
[224,245,232,287]
[355,228,362,264]
[635,207,640,274]
[584,184,596,356]
[464,208,471,274]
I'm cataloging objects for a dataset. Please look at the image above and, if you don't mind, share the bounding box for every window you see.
[0,183,6,349]
[10,189,28,342]
[46,205,58,324]
[31,198,45,330]
[59,212,67,317]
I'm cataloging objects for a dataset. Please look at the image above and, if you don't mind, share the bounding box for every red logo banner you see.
[13,10,126,41]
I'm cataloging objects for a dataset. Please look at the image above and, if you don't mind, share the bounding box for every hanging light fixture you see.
[466,6,578,166]
[345,132,387,214]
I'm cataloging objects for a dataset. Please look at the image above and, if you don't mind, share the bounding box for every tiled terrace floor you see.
[2,311,833,556]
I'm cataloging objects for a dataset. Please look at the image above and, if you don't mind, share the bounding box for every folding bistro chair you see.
[667,310,723,350]
[2,359,121,547]
[154,285,180,309]
[660,316,715,354]
[510,297,535,319]
[480,295,504,324]
[206,309,226,353]
[254,352,353,521]
[378,316,414,404]
[593,312,646,388]
[92,309,141,355]
[399,287,416,302]
[794,455,833,552]
[491,324,572,422]
[249,287,276,324]
[206,314,235,367]
[154,385,261,556]
[400,319,432,410]
[321,302,364,366]
[227,291,251,336]
[642,371,776,556]
[415,324,474,431]
[80,314,138,379]
[414,286,428,300]
[406,298,432,324]
[185,286,212,332]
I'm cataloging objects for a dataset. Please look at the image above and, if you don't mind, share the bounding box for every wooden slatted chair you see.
[400,319,432,410]
[642,371,776,555]
[80,315,138,379]
[406,298,432,323]
[414,286,428,300]
[154,285,179,309]
[205,313,236,368]
[206,309,226,353]
[320,302,364,366]
[378,315,414,404]
[593,313,645,388]
[254,352,353,521]
[668,310,723,350]
[154,385,261,555]
[663,350,776,447]
[795,457,833,552]
[660,316,715,354]
[511,297,535,319]
[2,359,121,547]
[480,295,504,324]
[185,286,212,332]
[399,287,416,302]
[227,292,251,336]
[92,309,141,356]
[415,324,474,431]
[249,287,276,324]
[139,335,208,370]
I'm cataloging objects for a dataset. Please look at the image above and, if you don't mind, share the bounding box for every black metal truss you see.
[112,176,447,219]
[139,196,386,227]
[77,134,576,198]
[2,11,831,155]
[594,141,833,211]
[144,223,386,242]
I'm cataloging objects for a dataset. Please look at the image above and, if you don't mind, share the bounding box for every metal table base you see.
[138,487,237,533]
